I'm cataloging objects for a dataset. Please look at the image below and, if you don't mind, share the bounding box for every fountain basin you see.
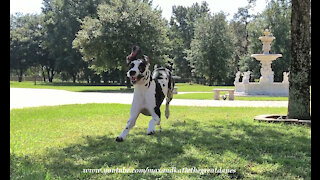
[251,54,282,61]
[235,82,288,96]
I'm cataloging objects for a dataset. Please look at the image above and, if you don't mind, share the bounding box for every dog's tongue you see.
[131,76,137,81]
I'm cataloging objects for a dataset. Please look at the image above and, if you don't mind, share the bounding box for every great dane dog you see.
[116,46,175,142]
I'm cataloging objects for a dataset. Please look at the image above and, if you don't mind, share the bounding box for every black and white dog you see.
[116,46,175,142]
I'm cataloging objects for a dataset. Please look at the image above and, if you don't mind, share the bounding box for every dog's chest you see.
[133,81,156,105]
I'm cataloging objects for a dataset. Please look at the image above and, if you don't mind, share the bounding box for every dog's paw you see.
[115,136,124,142]
[165,110,170,119]
[147,130,155,135]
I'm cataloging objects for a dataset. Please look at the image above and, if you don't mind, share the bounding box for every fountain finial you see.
[263,29,270,36]
[259,29,275,54]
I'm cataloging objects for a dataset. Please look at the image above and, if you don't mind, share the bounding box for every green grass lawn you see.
[10,81,227,92]
[10,81,129,92]
[175,83,233,92]
[10,104,310,179]
[174,93,288,101]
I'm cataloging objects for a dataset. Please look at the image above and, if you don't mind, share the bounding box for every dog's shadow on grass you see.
[12,120,311,179]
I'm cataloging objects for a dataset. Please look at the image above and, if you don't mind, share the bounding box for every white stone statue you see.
[242,71,251,84]
[234,71,241,85]
[282,72,289,83]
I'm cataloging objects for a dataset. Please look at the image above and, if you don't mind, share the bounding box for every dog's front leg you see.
[116,106,140,142]
[147,111,160,135]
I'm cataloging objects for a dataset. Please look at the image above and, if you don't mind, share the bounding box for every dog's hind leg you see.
[165,90,173,119]
[165,76,174,119]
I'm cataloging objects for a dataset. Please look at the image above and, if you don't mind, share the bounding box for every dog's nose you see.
[129,71,136,76]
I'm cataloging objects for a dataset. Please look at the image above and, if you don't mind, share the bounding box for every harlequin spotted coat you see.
[116,46,175,142]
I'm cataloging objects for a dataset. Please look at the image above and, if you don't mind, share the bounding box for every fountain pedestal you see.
[252,54,282,84]
[234,29,288,96]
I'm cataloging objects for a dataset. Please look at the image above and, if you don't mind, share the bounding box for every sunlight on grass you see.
[10,81,127,92]
[10,104,310,179]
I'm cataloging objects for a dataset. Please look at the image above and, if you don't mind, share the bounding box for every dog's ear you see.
[142,55,150,65]
[127,45,143,65]
[131,45,142,58]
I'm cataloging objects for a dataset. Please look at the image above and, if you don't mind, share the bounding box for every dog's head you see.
[127,57,150,85]
[126,46,150,85]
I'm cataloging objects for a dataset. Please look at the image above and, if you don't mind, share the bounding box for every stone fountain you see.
[234,29,289,96]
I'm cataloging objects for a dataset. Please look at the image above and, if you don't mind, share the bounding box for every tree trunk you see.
[42,71,46,82]
[126,77,131,89]
[18,69,23,82]
[72,75,76,83]
[47,69,54,83]
[244,21,249,53]
[287,0,311,120]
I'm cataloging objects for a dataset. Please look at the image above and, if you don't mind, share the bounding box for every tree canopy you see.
[10,0,297,86]
[73,0,169,72]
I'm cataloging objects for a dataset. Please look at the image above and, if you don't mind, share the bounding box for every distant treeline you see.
[10,0,291,87]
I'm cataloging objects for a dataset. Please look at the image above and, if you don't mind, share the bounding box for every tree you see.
[264,0,291,82]
[42,0,105,82]
[169,2,209,79]
[73,0,170,88]
[287,0,311,120]
[10,13,43,82]
[230,0,259,81]
[187,13,233,85]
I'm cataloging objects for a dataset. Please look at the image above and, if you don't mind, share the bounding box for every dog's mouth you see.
[130,76,137,84]
[130,75,144,84]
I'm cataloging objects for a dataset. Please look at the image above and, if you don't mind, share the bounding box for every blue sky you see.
[10,0,268,21]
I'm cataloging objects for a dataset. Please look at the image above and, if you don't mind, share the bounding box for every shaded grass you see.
[10,104,310,179]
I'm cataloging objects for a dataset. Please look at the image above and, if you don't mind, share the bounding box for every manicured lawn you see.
[10,81,230,92]
[174,93,288,101]
[10,81,129,92]
[10,104,310,179]
[175,83,233,92]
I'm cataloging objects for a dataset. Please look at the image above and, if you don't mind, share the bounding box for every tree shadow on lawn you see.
[11,121,310,179]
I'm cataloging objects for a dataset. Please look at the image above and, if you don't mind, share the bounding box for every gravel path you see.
[10,88,288,110]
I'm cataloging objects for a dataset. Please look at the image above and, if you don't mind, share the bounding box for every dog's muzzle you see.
[128,70,138,84]
[128,70,145,84]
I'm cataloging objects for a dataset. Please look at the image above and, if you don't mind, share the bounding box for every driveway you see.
[10,88,288,110]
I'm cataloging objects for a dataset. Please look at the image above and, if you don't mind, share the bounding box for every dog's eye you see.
[129,63,134,69]
[138,63,146,73]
